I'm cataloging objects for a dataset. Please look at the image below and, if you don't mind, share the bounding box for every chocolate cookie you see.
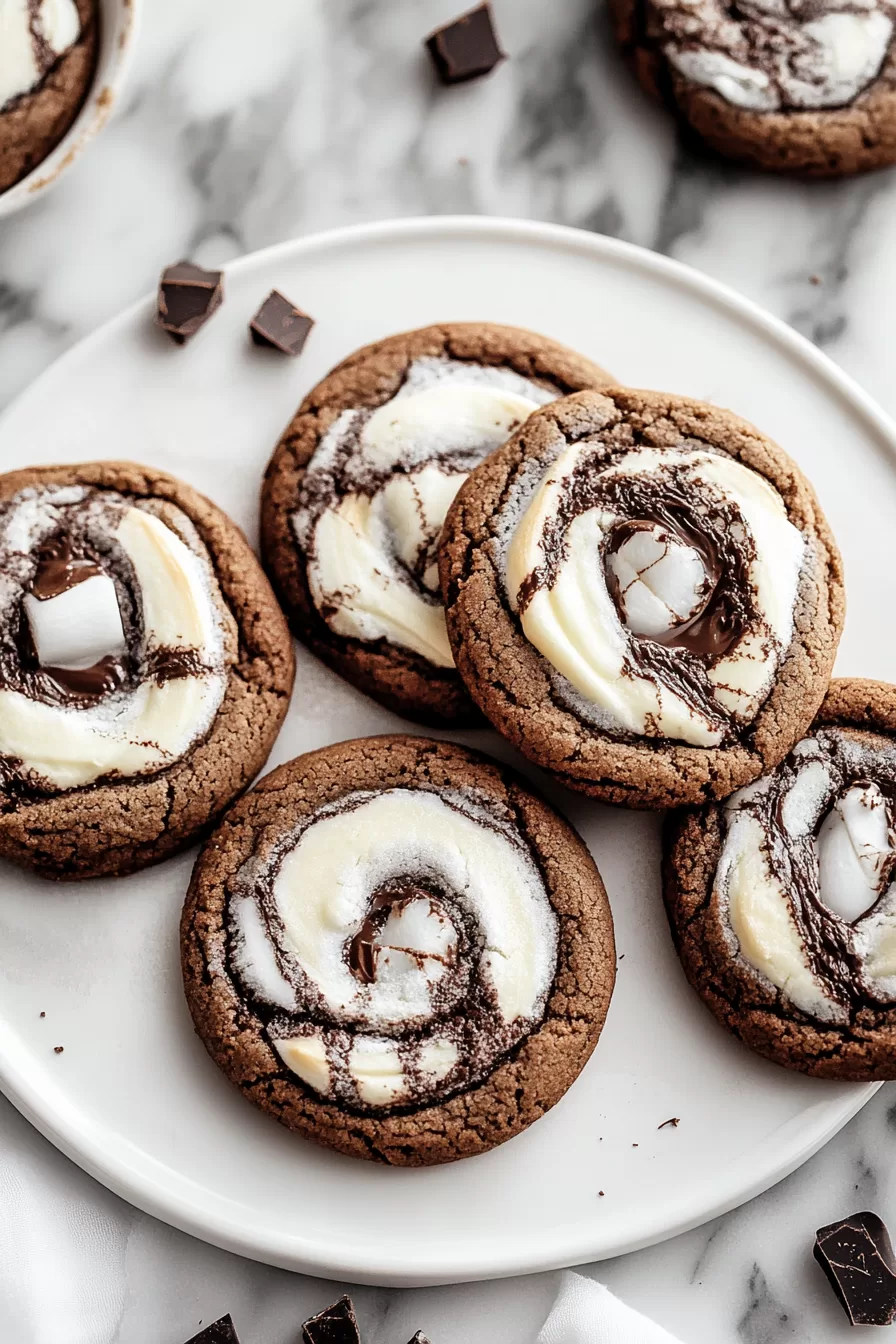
[0,462,294,880]
[0,0,98,195]
[611,0,896,176]
[664,680,896,1079]
[181,734,616,1166]
[260,323,614,726]
[439,388,844,809]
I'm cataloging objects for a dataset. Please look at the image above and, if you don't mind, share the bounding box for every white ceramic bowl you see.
[0,0,141,220]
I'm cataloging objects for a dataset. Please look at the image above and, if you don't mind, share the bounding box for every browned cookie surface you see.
[611,0,896,177]
[260,322,614,726]
[181,734,616,1166]
[0,462,294,880]
[665,679,896,1079]
[439,387,843,808]
[0,0,99,195]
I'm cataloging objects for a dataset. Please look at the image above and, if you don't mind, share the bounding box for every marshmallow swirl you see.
[0,485,231,791]
[716,726,896,1023]
[294,357,555,669]
[504,441,805,748]
[1,0,82,111]
[657,0,894,113]
[229,784,559,1113]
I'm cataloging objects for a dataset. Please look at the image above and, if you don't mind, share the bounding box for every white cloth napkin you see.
[539,1272,686,1344]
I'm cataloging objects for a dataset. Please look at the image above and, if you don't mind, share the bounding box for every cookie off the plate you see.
[181,734,616,1165]
[665,679,896,1080]
[260,322,615,726]
[0,462,294,880]
[611,0,896,176]
[439,387,844,809]
[0,0,98,194]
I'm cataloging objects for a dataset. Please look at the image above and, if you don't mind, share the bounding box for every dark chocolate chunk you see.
[425,4,505,85]
[184,1316,240,1344]
[250,290,314,356]
[815,1211,896,1326]
[157,261,224,345]
[302,1297,361,1344]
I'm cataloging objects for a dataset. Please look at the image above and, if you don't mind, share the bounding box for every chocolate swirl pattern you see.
[229,783,559,1113]
[657,0,894,112]
[504,440,805,748]
[716,726,896,1023]
[293,357,555,669]
[0,484,231,791]
[0,0,82,111]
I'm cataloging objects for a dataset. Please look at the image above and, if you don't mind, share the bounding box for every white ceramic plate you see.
[0,218,890,1288]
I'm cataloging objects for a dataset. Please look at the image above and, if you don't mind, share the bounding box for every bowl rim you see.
[0,0,143,220]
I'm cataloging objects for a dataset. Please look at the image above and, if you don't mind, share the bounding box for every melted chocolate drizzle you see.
[41,655,126,700]
[30,533,102,601]
[346,879,454,985]
[604,513,745,658]
[0,492,224,795]
[228,786,558,1118]
[726,729,896,1013]
[516,446,765,740]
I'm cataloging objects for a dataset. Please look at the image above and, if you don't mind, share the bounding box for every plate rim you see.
[0,214,886,1287]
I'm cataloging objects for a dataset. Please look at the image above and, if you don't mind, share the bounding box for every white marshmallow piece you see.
[24,574,126,671]
[608,525,708,639]
[376,898,456,960]
[817,782,894,923]
[373,897,458,987]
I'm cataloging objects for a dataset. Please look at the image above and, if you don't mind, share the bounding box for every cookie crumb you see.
[53,1045,63,1054]
[810,274,822,286]
[598,1190,605,1196]
[39,1011,45,1018]
[658,1116,681,1129]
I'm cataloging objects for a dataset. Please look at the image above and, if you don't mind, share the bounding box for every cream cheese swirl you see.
[1,0,82,111]
[716,727,896,1022]
[656,0,894,113]
[0,485,231,791]
[294,357,556,669]
[229,785,559,1112]
[503,441,805,748]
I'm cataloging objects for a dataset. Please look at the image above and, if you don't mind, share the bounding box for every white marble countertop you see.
[2,1,896,1341]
